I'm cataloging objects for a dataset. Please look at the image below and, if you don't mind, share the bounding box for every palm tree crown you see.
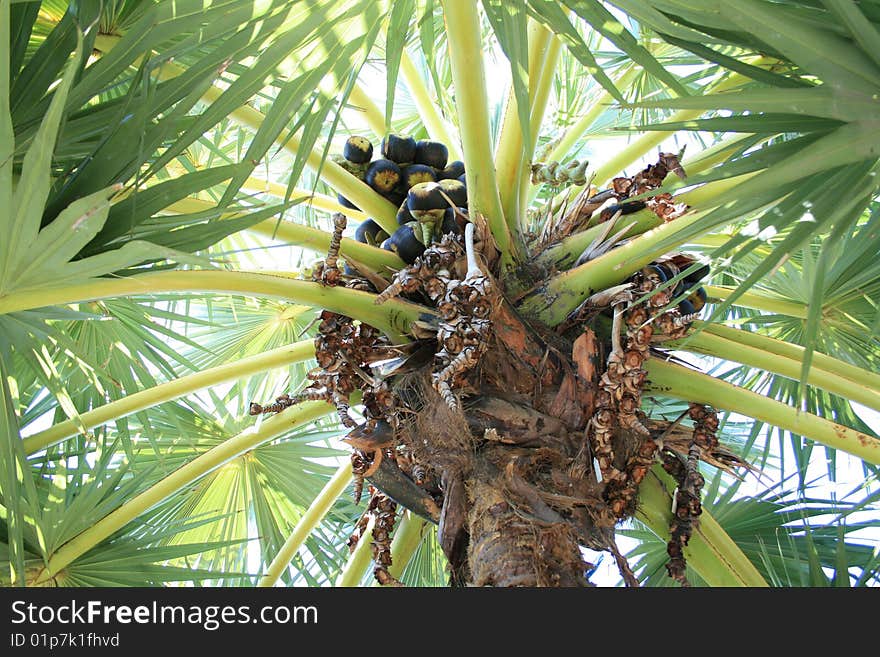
[1,0,878,587]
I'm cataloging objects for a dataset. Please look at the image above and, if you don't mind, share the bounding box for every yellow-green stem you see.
[705,285,808,319]
[248,219,405,272]
[522,207,713,323]
[441,0,516,268]
[335,516,375,587]
[645,358,880,464]
[400,51,461,160]
[495,19,552,232]
[0,270,432,342]
[637,470,768,587]
[32,401,333,585]
[517,32,561,228]
[673,328,880,413]
[24,340,316,454]
[383,512,427,582]
[165,197,403,272]
[241,177,368,221]
[537,170,758,270]
[257,462,353,587]
[702,322,880,390]
[347,84,387,140]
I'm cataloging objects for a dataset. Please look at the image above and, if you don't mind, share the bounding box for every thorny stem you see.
[168,195,402,270]
[588,71,753,188]
[167,182,368,222]
[347,83,387,140]
[520,207,713,324]
[537,171,756,270]
[519,32,561,230]
[539,66,641,171]
[242,177,369,220]
[249,218,406,272]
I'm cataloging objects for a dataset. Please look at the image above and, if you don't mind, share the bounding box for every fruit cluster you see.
[335,134,469,264]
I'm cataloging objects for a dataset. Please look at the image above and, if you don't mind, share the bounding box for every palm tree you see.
[1,0,878,587]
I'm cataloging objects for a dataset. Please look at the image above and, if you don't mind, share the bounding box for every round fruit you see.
[406,182,446,212]
[386,223,426,264]
[677,299,696,316]
[365,159,402,194]
[606,199,647,216]
[381,134,417,164]
[343,136,373,164]
[457,173,467,186]
[437,160,465,180]
[337,193,360,211]
[438,178,467,207]
[414,140,449,169]
[642,263,669,283]
[683,264,711,287]
[355,219,388,246]
[402,164,437,189]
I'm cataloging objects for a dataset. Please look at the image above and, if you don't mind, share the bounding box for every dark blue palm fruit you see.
[387,223,426,264]
[683,264,711,287]
[643,263,670,283]
[437,178,467,208]
[414,140,449,169]
[677,298,696,316]
[343,136,373,164]
[406,182,446,213]
[337,193,360,211]
[406,182,446,245]
[365,159,402,195]
[355,219,388,246]
[457,173,467,186]
[381,134,417,164]
[600,199,646,222]
[441,207,468,235]
[437,160,465,180]
[688,287,708,312]
[402,163,436,189]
